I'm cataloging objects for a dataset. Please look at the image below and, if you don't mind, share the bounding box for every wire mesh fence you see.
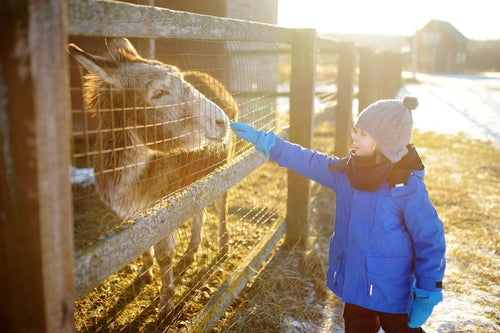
[69,37,310,331]
[73,161,289,331]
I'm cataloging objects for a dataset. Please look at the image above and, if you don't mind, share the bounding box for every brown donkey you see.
[68,38,237,313]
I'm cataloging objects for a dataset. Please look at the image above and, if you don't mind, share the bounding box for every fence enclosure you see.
[0,0,401,331]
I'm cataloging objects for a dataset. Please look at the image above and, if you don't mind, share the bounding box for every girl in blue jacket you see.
[231,96,445,333]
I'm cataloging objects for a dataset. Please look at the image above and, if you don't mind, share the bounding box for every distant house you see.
[412,20,468,73]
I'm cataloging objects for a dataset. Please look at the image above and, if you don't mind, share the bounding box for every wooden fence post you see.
[335,42,355,157]
[378,51,402,99]
[0,0,74,331]
[285,29,316,248]
[357,47,378,113]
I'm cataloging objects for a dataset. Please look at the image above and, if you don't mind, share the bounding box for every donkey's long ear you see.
[67,43,120,85]
[106,38,141,62]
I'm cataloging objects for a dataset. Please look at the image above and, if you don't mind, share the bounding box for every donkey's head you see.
[67,38,230,152]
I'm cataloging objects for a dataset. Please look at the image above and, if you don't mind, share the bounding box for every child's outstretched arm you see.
[230,122,276,157]
[230,122,341,190]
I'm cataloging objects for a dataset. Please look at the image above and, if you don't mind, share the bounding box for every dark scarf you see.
[329,144,424,191]
[388,144,424,187]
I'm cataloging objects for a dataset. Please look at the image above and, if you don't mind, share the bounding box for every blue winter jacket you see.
[269,138,446,314]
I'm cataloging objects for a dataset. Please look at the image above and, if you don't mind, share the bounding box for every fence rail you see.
[67,0,293,43]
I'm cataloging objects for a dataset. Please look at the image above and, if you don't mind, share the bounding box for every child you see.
[231,96,445,333]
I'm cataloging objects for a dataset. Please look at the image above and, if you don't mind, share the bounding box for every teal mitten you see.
[408,287,443,328]
[230,122,276,157]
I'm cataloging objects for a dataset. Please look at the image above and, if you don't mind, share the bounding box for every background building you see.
[412,20,468,73]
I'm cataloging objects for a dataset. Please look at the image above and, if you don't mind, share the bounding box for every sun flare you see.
[278,0,500,40]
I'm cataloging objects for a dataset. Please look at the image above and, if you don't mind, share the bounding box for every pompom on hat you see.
[354,96,418,163]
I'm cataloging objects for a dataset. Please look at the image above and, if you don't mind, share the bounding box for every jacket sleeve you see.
[401,176,446,291]
[269,137,343,190]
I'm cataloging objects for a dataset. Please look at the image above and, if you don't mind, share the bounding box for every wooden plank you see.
[317,37,341,52]
[0,0,74,331]
[357,47,378,113]
[75,149,268,298]
[67,0,293,43]
[378,51,403,99]
[285,29,317,248]
[335,42,355,157]
[314,104,336,128]
[191,221,286,332]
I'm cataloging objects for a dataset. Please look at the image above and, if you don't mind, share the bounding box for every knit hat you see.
[354,96,418,163]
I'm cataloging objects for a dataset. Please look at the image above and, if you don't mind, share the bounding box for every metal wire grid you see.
[70,38,289,330]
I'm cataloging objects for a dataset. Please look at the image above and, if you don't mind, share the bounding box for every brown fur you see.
[68,38,237,314]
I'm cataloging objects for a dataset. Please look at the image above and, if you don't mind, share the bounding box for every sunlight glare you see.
[278,0,500,40]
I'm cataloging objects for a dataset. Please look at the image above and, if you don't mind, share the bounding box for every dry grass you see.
[73,144,290,332]
[414,132,500,295]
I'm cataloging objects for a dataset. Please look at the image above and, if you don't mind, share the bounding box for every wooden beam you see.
[285,29,317,248]
[335,42,355,157]
[0,0,74,331]
[357,47,378,113]
[191,222,286,331]
[67,0,293,43]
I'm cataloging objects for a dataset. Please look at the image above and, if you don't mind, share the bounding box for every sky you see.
[278,0,500,40]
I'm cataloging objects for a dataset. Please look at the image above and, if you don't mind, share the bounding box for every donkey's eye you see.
[151,90,170,99]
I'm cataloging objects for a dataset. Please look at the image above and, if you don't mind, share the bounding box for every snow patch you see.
[70,166,94,186]
[398,72,500,146]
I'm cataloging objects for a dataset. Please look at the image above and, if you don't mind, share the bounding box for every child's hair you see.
[355,96,418,163]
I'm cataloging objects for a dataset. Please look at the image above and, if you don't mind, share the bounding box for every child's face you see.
[352,127,377,157]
